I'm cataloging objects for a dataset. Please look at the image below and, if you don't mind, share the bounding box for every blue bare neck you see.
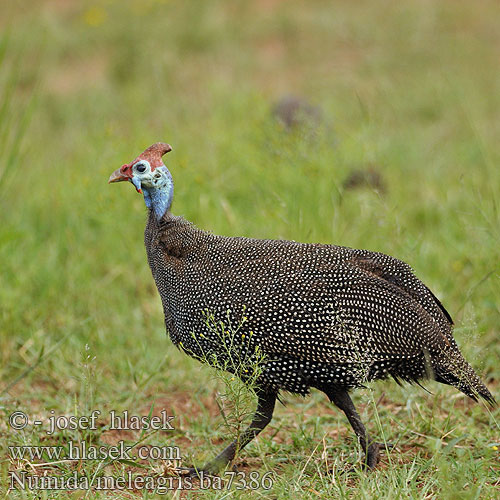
[141,166,174,220]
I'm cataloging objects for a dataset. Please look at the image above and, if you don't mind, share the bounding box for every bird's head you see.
[109,142,174,219]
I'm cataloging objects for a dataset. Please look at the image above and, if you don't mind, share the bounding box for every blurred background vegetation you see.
[1,0,499,498]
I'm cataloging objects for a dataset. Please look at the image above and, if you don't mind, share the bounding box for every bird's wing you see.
[250,260,453,365]
[347,250,456,345]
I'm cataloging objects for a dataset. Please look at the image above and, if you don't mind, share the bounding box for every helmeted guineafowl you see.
[109,142,495,474]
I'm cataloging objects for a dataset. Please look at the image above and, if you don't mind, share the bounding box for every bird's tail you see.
[432,350,496,406]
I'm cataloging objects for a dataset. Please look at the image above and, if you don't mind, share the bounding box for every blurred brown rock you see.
[272,95,323,131]
[343,167,386,194]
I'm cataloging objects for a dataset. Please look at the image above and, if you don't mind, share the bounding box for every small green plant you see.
[189,307,268,462]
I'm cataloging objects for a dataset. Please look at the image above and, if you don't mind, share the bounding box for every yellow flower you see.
[83,7,107,27]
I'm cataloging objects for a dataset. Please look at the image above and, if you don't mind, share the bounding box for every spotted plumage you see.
[109,143,495,474]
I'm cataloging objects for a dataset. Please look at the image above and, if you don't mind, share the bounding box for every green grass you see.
[1,0,499,498]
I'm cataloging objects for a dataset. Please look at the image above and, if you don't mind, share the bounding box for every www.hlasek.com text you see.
[9,441,181,461]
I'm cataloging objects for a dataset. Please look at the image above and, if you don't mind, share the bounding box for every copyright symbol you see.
[9,411,28,430]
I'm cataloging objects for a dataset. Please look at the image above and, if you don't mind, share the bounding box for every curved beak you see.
[108,168,130,184]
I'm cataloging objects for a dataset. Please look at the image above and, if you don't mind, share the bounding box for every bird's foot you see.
[333,442,395,475]
[364,441,394,469]
[175,466,212,478]
[175,458,232,478]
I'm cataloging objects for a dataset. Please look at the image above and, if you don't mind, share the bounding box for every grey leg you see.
[325,387,387,469]
[179,390,277,476]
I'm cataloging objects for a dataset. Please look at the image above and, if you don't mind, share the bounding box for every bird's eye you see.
[136,163,146,173]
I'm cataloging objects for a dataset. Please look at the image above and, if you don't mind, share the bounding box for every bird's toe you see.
[175,466,212,478]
